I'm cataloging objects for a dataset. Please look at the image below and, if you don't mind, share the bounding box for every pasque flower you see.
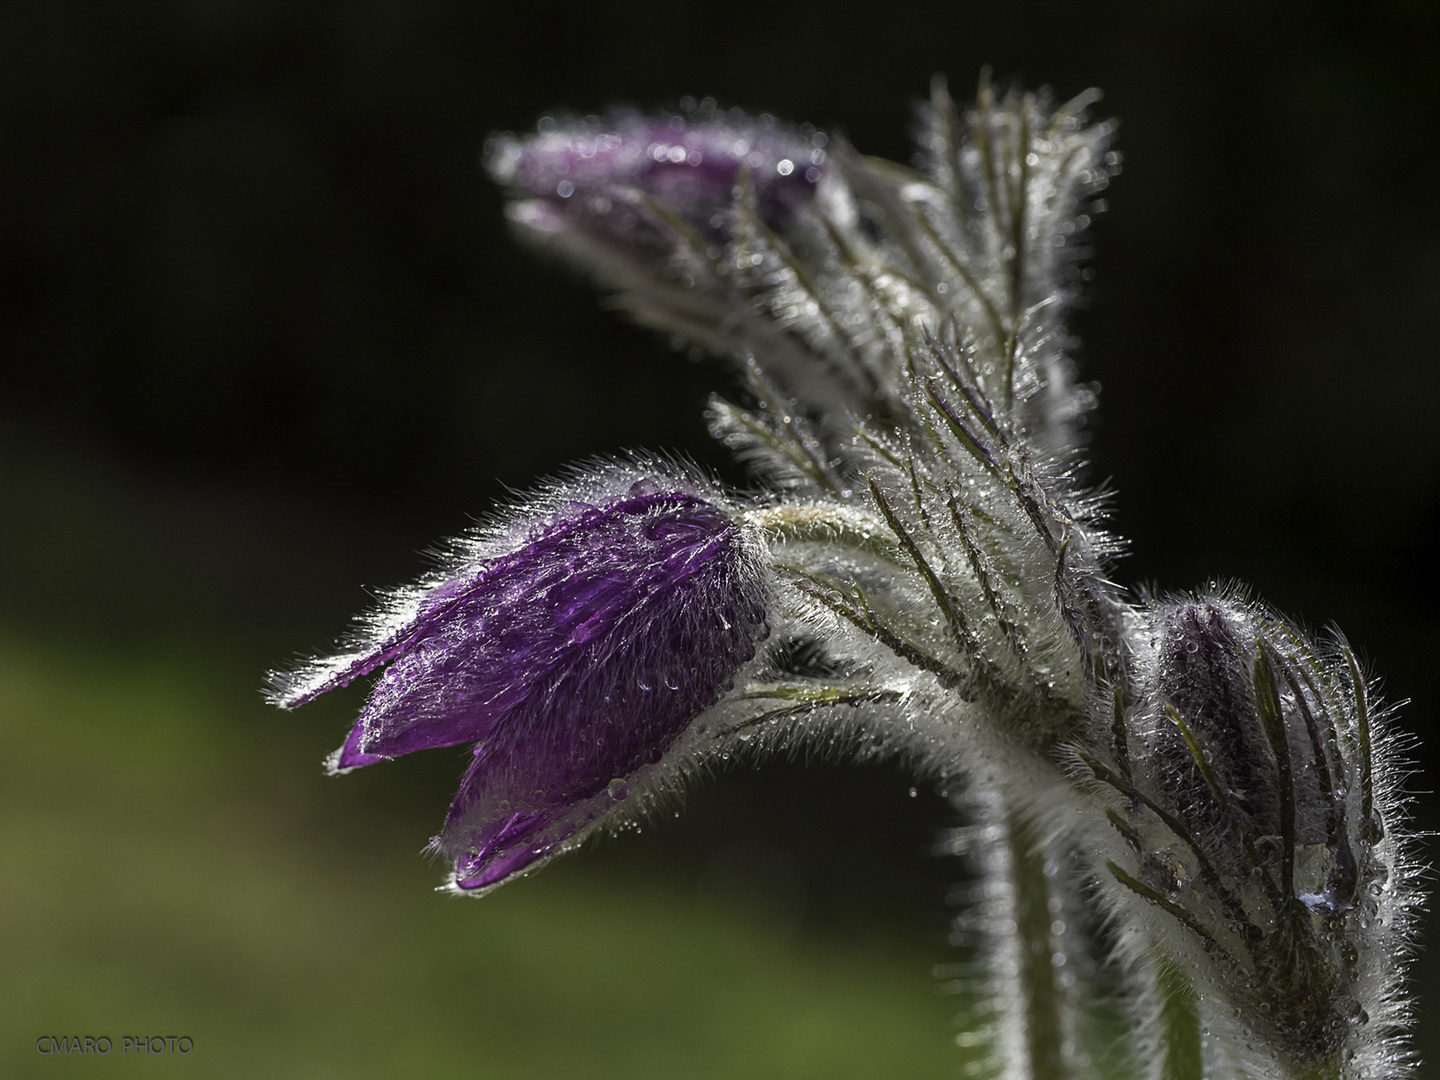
[270,468,768,892]
[272,79,1419,1079]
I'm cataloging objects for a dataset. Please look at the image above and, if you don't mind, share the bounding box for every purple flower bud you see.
[1148,599,1277,838]
[1095,593,1390,1059]
[270,474,769,893]
[486,106,827,252]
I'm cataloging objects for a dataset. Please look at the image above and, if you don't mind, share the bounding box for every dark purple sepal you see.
[452,809,553,891]
[427,493,767,892]
[1153,599,1273,825]
[441,764,644,895]
[330,719,389,772]
[351,491,761,765]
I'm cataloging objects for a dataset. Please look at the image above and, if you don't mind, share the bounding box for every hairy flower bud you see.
[1085,593,1410,1070]
[487,106,825,254]
[269,470,769,892]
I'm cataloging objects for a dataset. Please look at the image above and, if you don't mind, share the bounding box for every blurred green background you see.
[2,2,1438,1076]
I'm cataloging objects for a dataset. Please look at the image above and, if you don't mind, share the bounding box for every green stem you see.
[1009,812,1069,1080]
[1153,959,1203,1080]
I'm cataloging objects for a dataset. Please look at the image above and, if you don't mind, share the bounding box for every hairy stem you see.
[1154,959,1203,1080]
[1009,811,1070,1080]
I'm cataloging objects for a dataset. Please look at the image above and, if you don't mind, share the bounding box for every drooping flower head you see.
[269,465,769,893]
[484,104,848,419]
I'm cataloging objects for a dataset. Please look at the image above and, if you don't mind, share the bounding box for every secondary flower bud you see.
[486,106,826,255]
[270,472,768,892]
[1088,594,1404,1067]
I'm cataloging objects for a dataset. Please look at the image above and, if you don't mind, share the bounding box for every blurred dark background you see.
[3,2,1438,1076]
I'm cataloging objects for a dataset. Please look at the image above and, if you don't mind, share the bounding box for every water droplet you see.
[908,787,918,798]
[555,180,574,198]
[607,778,629,801]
